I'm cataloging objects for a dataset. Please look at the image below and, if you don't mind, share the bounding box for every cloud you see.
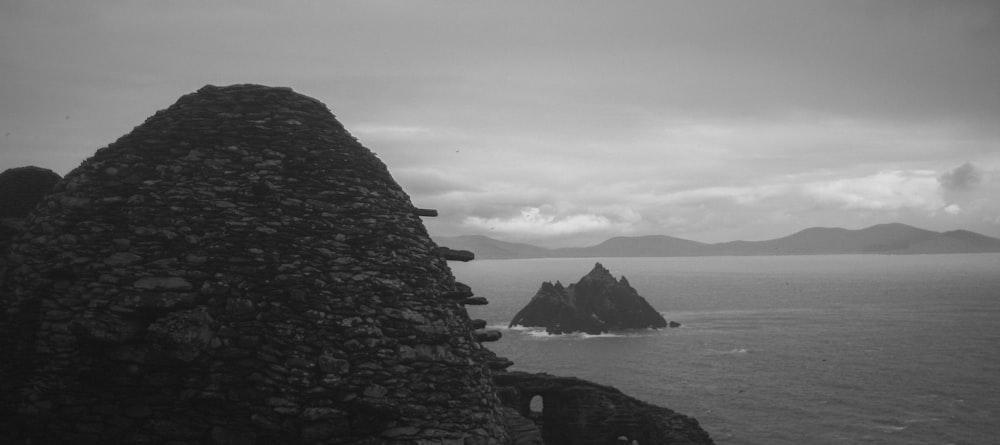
[391,167,480,198]
[353,124,435,139]
[3,1,1000,243]
[425,158,1000,246]
[462,205,643,242]
[657,185,791,206]
[938,162,982,191]
[801,170,944,212]
[465,207,614,237]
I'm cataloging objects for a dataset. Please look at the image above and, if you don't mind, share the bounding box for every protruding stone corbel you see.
[462,297,489,306]
[487,357,514,370]
[413,208,438,217]
[436,247,474,262]
[470,319,487,330]
[443,282,474,300]
[474,329,502,343]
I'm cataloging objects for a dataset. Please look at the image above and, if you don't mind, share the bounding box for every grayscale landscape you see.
[2,2,998,444]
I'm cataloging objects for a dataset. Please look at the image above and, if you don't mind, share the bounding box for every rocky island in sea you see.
[510,262,671,334]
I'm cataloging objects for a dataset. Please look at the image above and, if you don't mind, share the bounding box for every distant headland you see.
[435,223,1000,259]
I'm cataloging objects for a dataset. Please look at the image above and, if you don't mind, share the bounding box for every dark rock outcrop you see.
[0,84,507,444]
[495,372,714,445]
[509,263,668,334]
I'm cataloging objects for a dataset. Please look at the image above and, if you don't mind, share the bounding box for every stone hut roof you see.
[0,166,62,251]
[0,84,507,444]
[0,166,62,219]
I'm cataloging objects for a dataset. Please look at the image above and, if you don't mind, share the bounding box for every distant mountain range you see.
[434,223,1000,259]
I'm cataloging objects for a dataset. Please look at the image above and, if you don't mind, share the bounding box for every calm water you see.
[451,255,1000,445]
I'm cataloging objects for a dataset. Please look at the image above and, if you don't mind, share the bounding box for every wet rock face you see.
[509,263,668,334]
[0,84,506,444]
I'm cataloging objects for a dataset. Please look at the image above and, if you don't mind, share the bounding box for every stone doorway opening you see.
[528,394,544,424]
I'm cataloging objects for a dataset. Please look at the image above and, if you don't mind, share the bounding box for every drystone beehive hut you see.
[0,166,62,251]
[0,166,62,220]
[0,84,508,444]
[0,166,62,291]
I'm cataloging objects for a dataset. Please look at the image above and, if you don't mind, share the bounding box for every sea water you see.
[451,254,1000,445]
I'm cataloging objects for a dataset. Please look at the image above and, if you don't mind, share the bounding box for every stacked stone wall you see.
[0,166,62,289]
[0,85,507,444]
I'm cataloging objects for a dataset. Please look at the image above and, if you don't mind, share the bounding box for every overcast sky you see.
[2,1,999,247]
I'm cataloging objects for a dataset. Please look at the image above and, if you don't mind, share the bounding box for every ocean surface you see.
[451,254,1000,445]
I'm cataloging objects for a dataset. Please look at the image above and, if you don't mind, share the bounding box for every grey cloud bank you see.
[940,162,982,192]
[1,0,999,245]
